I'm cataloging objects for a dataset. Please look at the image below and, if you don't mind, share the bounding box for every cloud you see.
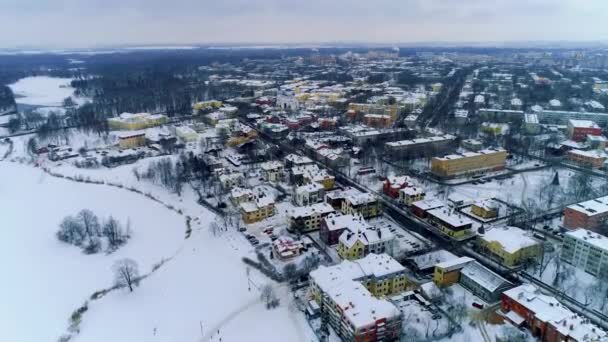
[0,0,606,48]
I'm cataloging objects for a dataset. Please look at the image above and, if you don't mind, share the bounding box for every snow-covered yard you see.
[0,162,185,341]
[1,158,317,342]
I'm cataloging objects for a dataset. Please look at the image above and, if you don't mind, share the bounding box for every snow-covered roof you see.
[564,228,608,251]
[326,280,400,329]
[295,182,324,195]
[568,119,600,129]
[409,250,458,271]
[412,198,445,211]
[310,253,405,288]
[427,208,473,228]
[287,202,334,219]
[480,226,540,254]
[567,149,607,159]
[460,261,511,292]
[323,213,368,232]
[345,192,378,206]
[260,160,283,171]
[567,195,608,216]
[339,224,393,248]
[434,256,474,272]
[504,284,607,341]
[434,148,506,162]
[385,135,455,148]
[400,187,425,196]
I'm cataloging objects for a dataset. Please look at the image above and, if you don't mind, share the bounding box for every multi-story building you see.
[260,161,284,182]
[399,187,426,206]
[561,228,608,277]
[567,119,602,142]
[478,226,541,267]
[566,149,607,169]
[108,112,168,130]
[309,254,408,342]
[430,148,507,179]
[538,109,608,126]
[341,192,381,219]
[286,202,335,233]
[502,284,607,342]
[563,195,608,231]
[427,208,474,239]
[294,182,325,206]
[319,213,367,246]
[240,196,275,224]
[384,135,456,159]
[117,131,146,149]
[337,224,395,260]
[325,187,362,210]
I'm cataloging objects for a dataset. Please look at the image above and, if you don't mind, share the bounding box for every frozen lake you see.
[8,76,89,111]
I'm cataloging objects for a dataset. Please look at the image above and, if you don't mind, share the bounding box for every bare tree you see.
[113,258,139,292]
[78,209,100,238]
[260,284,279,309]
[102,216,130,252]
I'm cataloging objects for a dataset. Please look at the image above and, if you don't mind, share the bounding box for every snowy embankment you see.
[4,156,316,342]
[0,162,185,342]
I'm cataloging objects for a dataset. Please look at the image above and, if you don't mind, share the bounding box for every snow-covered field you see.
[8,76,88,107]
[0,162,185,341]
[1,157,316,342]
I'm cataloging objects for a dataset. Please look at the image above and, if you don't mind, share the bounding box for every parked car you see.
[472,302,484,309]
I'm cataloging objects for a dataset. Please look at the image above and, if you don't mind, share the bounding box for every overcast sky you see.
[1,0,607,48]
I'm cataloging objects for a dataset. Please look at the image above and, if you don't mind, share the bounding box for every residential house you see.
[286,202,335,233]
[399,187,426,206]
[294,182,325,206]
[272,237,304,260]
[337,225,395,260]
[219,172,245,189]
[383,176,412,198]
[341,192,381,219]
[230,187,254,205]
[240,196,275,224]
[260,161,284,182]
[319,213,367,246]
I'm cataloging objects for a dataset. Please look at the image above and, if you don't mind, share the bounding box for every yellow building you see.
[478,226,541,267]
[399,187,426,206]
[433,257,474,287]
[341,193,381,219]
[240,197,275,224]
[471,199,500,219]
[108,112,168,131]
[337,224,395,261]
[426,208,474,239]
[431,148,507,179]
[193,100,223,113]
[118,131,146,149]
[310,253,413,301]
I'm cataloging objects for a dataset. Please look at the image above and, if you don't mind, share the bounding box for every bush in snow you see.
[56,210,131,254]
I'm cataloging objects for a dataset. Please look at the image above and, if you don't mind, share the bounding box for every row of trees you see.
[57,209,131,254]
